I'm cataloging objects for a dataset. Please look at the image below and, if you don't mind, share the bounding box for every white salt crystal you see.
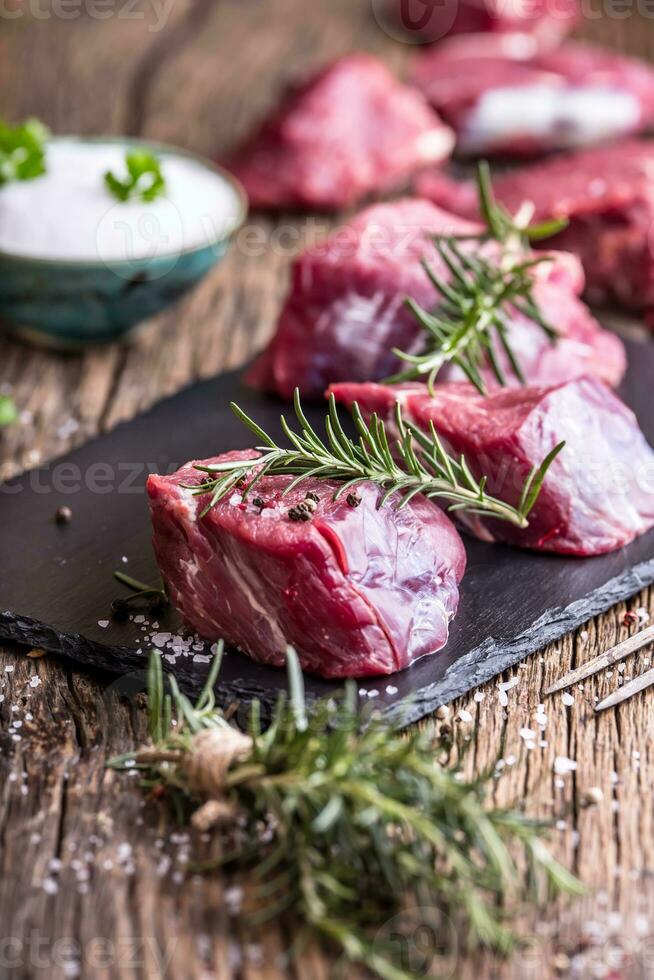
[554,756,577,775]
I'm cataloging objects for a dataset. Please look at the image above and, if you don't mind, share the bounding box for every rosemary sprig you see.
[105,149,166,203]
[0,117,49,186]
[110,648,584,979]
[111,570,169,618]
[187,389,564,528]
[388,163,568,394]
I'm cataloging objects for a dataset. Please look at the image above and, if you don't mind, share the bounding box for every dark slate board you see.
[1,337,653,727]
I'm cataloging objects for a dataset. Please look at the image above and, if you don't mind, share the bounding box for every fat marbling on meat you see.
[247,198,626,398]
[329,377,654,556]
[410,35,654,157]
[147,451,466,678]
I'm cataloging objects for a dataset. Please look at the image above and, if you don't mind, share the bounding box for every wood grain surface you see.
[1,2,654,977]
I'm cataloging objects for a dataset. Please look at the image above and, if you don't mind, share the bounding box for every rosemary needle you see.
[187,389,564,528]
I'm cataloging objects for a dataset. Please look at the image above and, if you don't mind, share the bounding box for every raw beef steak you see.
[329,377,654,556]
[410,35,654,156]
[147,451,467,678]
[416,140,654,310]
[247,198,626,398]
[381,0,578,44]
[224,53,454,211]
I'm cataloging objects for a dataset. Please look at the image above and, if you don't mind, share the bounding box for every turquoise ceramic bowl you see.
[0,137,247,349]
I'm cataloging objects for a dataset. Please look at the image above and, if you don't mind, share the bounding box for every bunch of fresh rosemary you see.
[189,389,564,526]
[110,647,583,980]
[389,163,568,394]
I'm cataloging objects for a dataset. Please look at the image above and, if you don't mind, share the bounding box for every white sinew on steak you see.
[147,452,466,678]
[329,377,654,557]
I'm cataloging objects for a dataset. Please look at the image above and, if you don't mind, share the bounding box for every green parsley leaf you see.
[104,149,166,203]
[0,118,49,187]
[0,395,19,428]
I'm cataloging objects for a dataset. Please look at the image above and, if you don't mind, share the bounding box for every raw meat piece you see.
[381,0,578,44]
[416,140,654,310]
[248,197,626,398]
[147,451,466,678]
[410,35,654,156]
[329,377,654,556]
[224,53,454,211]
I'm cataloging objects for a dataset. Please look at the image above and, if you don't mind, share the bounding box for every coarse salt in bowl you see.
[0,136,247,347]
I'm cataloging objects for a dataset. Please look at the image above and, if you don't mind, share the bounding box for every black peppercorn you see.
[55,505,72,524]
[346,493,361,508]
[288,505,312,522]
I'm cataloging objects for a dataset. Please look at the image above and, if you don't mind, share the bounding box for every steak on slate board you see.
[247,198,626,399]
[330,377,654,557]
[147,451,467,679]
[383,0,578,45]
[410,35,654,157]
[416,140,654,313]
[224,53,454,211]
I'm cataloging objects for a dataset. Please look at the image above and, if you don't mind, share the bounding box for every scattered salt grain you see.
[29,676,41,688]
[98,620,109,629]
[458,709,473,724]
[519,727,537,741]
[562,692,574,707]
[224,885,244,916]
[367,690,379,698]
[473,691,485,703]
[4,665,14,673]
[386,685,398,695]
[554,757,577,775]
[42,878,59,895]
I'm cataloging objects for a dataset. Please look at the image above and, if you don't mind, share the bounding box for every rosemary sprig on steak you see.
[388,163,568,394]
[189,389,564,528]
[109,647,583,980]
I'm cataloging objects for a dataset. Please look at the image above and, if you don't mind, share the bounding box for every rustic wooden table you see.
[1,2,653,977]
